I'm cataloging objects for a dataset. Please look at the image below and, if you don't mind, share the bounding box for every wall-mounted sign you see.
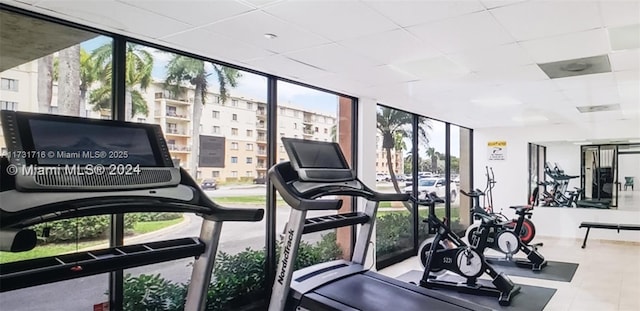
[199,135,226,167]
[488,141,507,161]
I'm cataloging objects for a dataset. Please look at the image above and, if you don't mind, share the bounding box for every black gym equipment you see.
[418,192,521,306]
[268,138,492,311]
[461,189,547,271]
[0,111,264,311]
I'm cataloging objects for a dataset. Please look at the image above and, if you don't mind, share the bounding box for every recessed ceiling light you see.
[264,33,278,39]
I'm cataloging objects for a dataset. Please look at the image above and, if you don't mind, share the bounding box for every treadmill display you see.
[289,140,348,169]
[29,119,159,166]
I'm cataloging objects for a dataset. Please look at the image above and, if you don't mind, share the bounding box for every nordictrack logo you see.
[277,229,295,285]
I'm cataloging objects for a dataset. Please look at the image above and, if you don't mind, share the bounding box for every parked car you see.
[403,177,457,202]
[200,179,218,190]
[376,173,391,182]
[253,176,266,184]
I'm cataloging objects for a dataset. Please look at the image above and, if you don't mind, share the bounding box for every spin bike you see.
[417,192,520,306]
[463,189,547,271]
[466,167,537,245]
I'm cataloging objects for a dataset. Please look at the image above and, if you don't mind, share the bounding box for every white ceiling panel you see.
[618,81,640,101]
[563,86,621,106]
[237,0,284,9]
[338,28,442,65]
[600,0,640,28]
[161,28,274,63]
[263,0,398,42]
[118,0,255,27]
[553,72,617,90]
[520,28,611,63]
[447,43,535,71]
[472,64,550,84]
[342,65,418,87]
[406,11,515,54]
[480,0,527,9]
[489,0,601,41]
[243,54,329,80]
[35,0,192,38]
[362,0,485,28]
[284,43,382,74]
[310,74,373,95]
[203,10,330,54]
[610,49,640,71]
[616,70,640,83]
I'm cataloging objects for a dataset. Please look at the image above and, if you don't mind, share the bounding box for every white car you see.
[403,178,458,203]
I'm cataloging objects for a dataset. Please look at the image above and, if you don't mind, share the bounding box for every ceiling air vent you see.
[576,104,620,113]
[538,55,611,79]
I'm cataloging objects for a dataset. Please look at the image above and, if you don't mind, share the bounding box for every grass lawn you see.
[0,216,184,264]
[378,207,460,221]
[212,195,282,205]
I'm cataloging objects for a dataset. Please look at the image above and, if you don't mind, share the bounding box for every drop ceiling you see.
[2,0,639,130]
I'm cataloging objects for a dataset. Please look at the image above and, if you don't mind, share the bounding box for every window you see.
[246,102,253,110]
[324,128,328,134]
[212,110,220,118]
[231,142,239,150]
[231,99,238,107]
[213,95,221,104]
[280,132,285,136]
[280,145,285,152]
[246,171,253,177]
[1,147,7,156]
[0,78,19,91]
[294,123,297,129]
[137,118,146,123]
[280,107,286,115]
[231,171,238,178]
[231,156,238,163]
[167,106,177,116]
[246,143,254,151]
[231,128,238,135]
[232,113,238,121]
[48,106,58,114]
[212,171,220,178]
[246,157,253,164]
[246,129,253,137]
[294,110,300,117]
[0,101,18,111]
[213,126,221,134]
[315,127,319,133]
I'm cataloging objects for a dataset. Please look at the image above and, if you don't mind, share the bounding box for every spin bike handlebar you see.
[460,189,485,198]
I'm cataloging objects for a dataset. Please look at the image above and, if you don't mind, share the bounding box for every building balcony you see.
[256,165,267,170]
[154,93,192,105]
[257,136,267,142]
[256,122,267,130]
[303,118,313,124]
[168,144,191,153]
[256,110,267,119]
[303,129,314,135]
[165,128,189,136]
[256,151,267,158]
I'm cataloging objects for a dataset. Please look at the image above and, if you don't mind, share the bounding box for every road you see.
[0,199,331,311]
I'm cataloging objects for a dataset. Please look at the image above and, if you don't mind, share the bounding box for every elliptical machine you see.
[462,189,547,271]
[417,192,520,306]
[466,167,537,245]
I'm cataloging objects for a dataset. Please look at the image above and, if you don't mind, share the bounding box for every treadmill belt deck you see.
[311,272,488,311]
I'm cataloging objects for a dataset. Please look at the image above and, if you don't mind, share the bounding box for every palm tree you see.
[56,44,81,116]
[426,147,437,173]
[164,55,241,175]
[79,48,101,117]
[90,43,152,119]
[377,107,431,205]
[37,55,54,113]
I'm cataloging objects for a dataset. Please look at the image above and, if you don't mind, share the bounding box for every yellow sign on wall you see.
[488,141,507,160]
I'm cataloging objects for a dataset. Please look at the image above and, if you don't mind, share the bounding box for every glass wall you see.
[375,105,472,269]
[0,10,113,310]
[375,106,415,267]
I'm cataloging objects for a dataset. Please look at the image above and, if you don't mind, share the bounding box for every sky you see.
[81,36,460,156]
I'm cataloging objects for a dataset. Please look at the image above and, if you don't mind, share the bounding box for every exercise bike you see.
[417,192,520,306]
[466,167,537,245]
[463,189,547,271]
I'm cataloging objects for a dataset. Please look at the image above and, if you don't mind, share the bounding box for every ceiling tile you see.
[243,54,329,80]
[284,43,381,74]
[615,70,640,83]
[263,0,398,41]
[447,43,535,71]
[600,0,640,28]
[520,28,611,63]
[203,11,330,54]
[472,64,550,84]
[161,28,274,63]
[343,65,418,87]
[362,0,485,27]
[609,24,640,51]
[390,56,470,80]
[480,0,527,9]
[237,0,284,9]
[118,0,255,27]
[553,72,617,90]
[36,0,192,38]
[563,86,621,106]
[406,11,516,54]
[489,1,601,41]
[310,74,373,96]
[618,81,640,101]
[338,28,442,65]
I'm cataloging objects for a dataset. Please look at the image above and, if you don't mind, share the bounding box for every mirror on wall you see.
[528,141,640,211]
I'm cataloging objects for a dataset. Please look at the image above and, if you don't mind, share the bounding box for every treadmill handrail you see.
[269,162,411,211]
[0,166,264,229]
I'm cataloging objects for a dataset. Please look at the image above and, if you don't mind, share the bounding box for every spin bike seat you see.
[509,205,533,214]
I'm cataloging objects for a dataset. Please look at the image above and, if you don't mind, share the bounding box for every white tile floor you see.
[617,189,640,211]
[378,237,640,311]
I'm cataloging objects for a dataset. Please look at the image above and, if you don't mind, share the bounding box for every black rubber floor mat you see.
[485,259,579,282]
[397,270,557,311]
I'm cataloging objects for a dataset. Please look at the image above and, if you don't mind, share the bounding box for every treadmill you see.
[268,138,491,311]
[0,111,264,311]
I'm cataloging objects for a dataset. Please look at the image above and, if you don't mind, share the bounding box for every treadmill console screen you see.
[1,111,179,191]
[282,138,354,182]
